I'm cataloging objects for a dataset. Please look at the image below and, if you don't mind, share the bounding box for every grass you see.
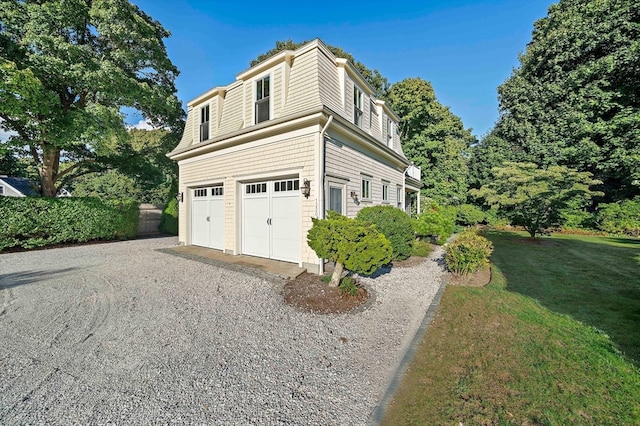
[382,231,640,425]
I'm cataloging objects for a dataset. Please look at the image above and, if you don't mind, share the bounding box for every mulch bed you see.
[282,272,369,314]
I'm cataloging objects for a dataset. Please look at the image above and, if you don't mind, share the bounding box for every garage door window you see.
[194,188,207,197]
[246,183,267,194]
[274,179,299,192]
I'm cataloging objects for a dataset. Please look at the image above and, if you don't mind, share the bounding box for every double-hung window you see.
[382,181,389,203]
[199,105,210,142]
[396,187,402,209]
[361,175,371,201]
[387,118,393,147]
[353,86,363,127]
[255,75,270,124]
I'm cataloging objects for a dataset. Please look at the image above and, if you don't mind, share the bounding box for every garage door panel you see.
[191,198,210,247]
[242,196,270,258]
[271,195,300,263]
[209,198,225,250]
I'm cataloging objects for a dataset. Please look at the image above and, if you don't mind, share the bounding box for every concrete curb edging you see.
[367,257,449,425]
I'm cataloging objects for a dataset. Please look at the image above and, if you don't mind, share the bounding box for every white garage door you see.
[242,179,300,263]
[191,186,225,250]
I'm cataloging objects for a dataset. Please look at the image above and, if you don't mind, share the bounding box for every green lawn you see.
[382,231,640,425]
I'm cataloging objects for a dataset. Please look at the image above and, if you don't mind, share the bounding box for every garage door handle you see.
[267,218,272,225]
[206,216,210,222]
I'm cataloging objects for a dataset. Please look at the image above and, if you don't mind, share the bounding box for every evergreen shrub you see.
[159,198,179,235]
[356,205,414,260]
[412,202,456,245]
[0,197,139,251]
[596,198,640,236]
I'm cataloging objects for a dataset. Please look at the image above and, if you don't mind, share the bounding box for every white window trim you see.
[326,177,348,215]
[199,104,210,142]
[361,175,372,201]
[354,85,363,127]
[382,180,390,203]
[396,185,403,209]
[253,71,273,125]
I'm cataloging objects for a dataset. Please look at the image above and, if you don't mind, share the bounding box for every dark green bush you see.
[455,204,486,226]
[159,198,179,235]
[307,210,392,286]
[444,229,493,276]
[338,276,358,296]
[356,205,414,260]
[412,202,456,245]
[596,198,640,236]
[0,197,139,251]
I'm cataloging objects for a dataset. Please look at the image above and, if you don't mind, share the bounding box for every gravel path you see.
[0,237,447,425]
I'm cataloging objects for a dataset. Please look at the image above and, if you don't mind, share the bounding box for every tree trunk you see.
[40,147,60,197]
[329,261,344,287]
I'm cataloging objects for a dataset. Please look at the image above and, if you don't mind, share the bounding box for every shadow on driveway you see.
[0,268,81,290]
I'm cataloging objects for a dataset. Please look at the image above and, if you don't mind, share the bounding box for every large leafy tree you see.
[250,39,390,97]
[471,162,603,238]
[0,0,183,197]
[494,0,640,202]
[387,78,475,204]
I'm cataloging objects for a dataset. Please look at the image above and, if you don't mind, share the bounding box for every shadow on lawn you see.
[487,231,640,366]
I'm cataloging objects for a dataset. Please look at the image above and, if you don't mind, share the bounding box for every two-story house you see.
[168,39,421,274]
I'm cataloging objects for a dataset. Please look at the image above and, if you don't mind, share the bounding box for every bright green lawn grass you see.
[382,231,640,425]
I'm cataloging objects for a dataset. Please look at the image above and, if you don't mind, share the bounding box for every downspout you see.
[317,114,333,275]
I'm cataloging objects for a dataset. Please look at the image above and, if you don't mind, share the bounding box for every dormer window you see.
[255,75,270,124]
[387,118,393,147]
[200,105,210,142]
[353,86,363,127]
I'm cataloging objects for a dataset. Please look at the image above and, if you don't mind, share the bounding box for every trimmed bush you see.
[307,211,392,286]
[445,229,493,276]
[413,202,456,245]
[356,205,414,260]
[159,198,179,235]
[596,198,640,236]
[0,197,139,251]
[455,204,486,226]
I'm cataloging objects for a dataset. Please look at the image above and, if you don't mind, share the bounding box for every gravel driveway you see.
[0,237,446,425]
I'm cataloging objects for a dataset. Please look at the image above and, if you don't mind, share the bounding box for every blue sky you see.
[129,0,554,138]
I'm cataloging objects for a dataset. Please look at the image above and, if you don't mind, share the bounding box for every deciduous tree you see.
[471,162,603,238]
[0,0,183,196]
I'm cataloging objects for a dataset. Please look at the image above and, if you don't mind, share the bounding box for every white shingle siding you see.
[177,130,319,267]
[280,48,322,116]
[217,84,244,135]
[324,134,405,218]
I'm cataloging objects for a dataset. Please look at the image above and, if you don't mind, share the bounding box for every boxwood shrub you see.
[159,198,179,235]
[356,205,414,260]
[0,197,139,251]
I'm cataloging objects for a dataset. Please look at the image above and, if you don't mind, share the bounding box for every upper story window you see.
[200,105,210,142]
[386,118,393,147]
[255,75,270,124]
[353,85,363,127]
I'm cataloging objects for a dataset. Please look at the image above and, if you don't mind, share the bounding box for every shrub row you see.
[0,197,139,251]
[445,229,493,276]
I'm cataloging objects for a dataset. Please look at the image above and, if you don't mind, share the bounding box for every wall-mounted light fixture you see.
[350,191,359,203]
[301,179,311,198]
[176,192,184,203]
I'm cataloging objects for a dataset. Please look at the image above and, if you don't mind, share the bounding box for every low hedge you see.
[0,197,139,251]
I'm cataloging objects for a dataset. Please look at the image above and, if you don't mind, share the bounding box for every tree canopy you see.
[471,162,603,238]
[490,0,640,203]
[0,0,184,196]
[387,78,475,204]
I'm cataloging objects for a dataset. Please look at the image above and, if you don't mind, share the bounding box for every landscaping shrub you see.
[596,198,640,236]
[455,204,486,226]
[411,239,433,257]
[356,205,414,260]
[445,229,493,276]
[159,198,179,235]
[307,211,392,286]
[412,202,456,245]
[0,197,139,251]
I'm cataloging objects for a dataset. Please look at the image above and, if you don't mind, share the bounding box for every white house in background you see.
[0,176,38,197]
[168,39,421,274]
